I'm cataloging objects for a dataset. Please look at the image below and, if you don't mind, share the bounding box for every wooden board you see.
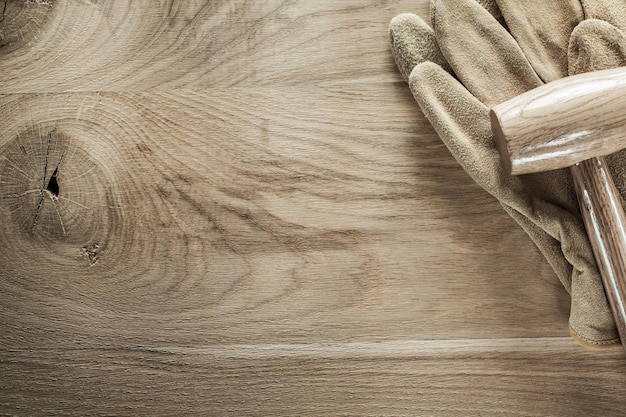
[2,1,626,416]
[2,340,626,417]
[0,0,427,93]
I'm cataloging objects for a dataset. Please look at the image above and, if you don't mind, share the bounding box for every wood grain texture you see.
[1,1,625,416]
[0,90,568,349]
[2,339,626,417]
[0,0,426,93]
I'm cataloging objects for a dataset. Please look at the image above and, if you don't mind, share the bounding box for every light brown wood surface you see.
[1,1,626,416]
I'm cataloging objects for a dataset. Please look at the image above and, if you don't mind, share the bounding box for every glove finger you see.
[474,0,507,27]
[568,19,626,75]
[389,13,451,81]
[408,61,545,205]
[501,202,618,347]
[431,0,542,107]
[569,266,621,348]
[495,0,583,82]
[580,0,626,32]
[408,61,499,185]
[409,60,573,208]
[431,0,507,28]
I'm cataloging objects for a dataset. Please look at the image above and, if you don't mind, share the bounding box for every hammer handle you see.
[571,156,626,347]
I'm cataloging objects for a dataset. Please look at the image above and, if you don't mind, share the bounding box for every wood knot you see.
[0,0,54,53]
[0,127,110,245]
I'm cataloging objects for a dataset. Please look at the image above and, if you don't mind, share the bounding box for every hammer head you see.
[490,66,626,175]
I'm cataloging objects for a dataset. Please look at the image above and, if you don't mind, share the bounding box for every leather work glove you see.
[389,0,626,348]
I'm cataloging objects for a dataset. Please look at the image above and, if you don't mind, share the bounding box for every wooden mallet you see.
[490,66,626,350]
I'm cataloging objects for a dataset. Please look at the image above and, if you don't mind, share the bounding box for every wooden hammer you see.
[490,66,626,350]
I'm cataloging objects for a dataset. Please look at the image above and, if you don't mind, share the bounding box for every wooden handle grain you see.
[491,66,626,175]
[571,156,626,348]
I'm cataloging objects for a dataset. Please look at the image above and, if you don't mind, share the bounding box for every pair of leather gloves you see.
[389,0,626,348]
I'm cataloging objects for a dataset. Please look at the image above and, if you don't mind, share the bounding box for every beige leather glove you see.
[390,0,626,348]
